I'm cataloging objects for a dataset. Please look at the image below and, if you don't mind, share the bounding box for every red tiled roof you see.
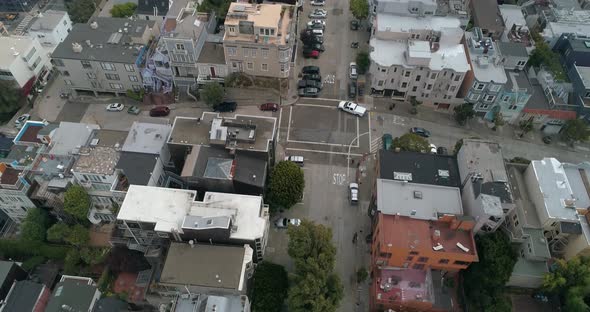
[522,108,577,120]
[18,124,43,144]
[0,167,21,185]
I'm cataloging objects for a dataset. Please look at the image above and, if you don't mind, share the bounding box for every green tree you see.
[64,249,81,275]
[543,256,590,311]
[529,32,566,81]
[47,222,71,243]
[267,161,304,211]
[64,185,90,221]
[356,51,370,74]
[454,104,475,126]
[201,82,224,108]
[349,0,368,20]
[463,231,517,312]
[65,224,90,246]
[356,267,368,283]
[80,247,109,265]
[0,81,22,116]
[110,2,137,17]
[20,208,50,242]
[561,119,590,143]
[493,111,505,129]
[287,220,343,312]
[66,0,96,23]
[251,261,289,312]
[197,0,232,18]
[392,133,429,152]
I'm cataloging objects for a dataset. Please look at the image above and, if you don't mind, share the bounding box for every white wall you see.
[0,190,36,223]
[523,165,552,228]
[28,12,73,48]
[1,37,51,88]
[563,233,590,260]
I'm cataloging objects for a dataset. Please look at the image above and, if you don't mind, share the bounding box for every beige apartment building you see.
[223,3,295,78]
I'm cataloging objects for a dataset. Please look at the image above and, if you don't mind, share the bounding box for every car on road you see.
[311,0,324,5]
[542,136,553,144]
[298,79,323,89]
[298,87,320,97]
[149,106,170,117]
[303,73,322,81]
[285,155,304,166]
[14,114,31,127]
[260,103,279,112]
[305,43,325,52]
[349,183,359,204]
[303,49,320,59]
[410,127,431,137]
[275,218,302,228]
[349,62,358,80]
[307,20,326,27]
[106,103,124,111]
[348,81,357,98]
[127,105,140,115]
[338,101,366,117]
[307,22,324,30]
[311,35,324,44]
[214,101,237,112]
[309,9,327,18]
[437,146,448,155]
[302,66,320,75]
[350,20,359,30]
[429,143,437,154]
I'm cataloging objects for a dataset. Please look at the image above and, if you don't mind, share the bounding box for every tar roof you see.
[378,150,460,187]
[376,179,463,219]
[0,261,16,282]
[122,122,171,154]
[457,139,507,183]
[197,42,226,64]
[234,152,267,188]
[48,122,100,155]
[160,243,246,290]
[116,152,158,185]
[28,10,66,31]
[52,17,155,63]
[14,121,45,144]
[471,0,503,32]
[136,0,169,15]
[3,281,44,311]
[45,279,98,312]
[498,41,528,58]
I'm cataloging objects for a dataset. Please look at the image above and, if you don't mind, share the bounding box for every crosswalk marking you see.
[323,74,335,84]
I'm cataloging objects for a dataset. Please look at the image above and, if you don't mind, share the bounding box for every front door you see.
[210,66,216,78]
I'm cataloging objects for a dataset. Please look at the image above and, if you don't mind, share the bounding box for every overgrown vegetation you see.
[0,239,70,261]
[529,31,567,81]
[126,89,145,102]
[392,133,429,153]
[543,256,590,311]
[200,82,225,108]
[64,185,91,222]
[454,104,475,126]
[561,119,590,144]
[110,2,137,17]
[267,161,305,211]
[349,0,368,20]
[47,223,90,246]
[251,262,289,312]
[66,0,99,23]
[198,0,232,18]
[0,80,23,123]
[356,51,370,74]
[20,208,50,242]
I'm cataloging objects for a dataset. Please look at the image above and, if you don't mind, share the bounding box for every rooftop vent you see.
[90,21,98,29]
[72,42,83,53]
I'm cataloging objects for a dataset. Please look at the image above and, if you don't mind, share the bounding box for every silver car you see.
[349,183,359,204]
[275,218,302,228]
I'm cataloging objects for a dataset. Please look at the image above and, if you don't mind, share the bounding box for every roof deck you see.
[31,153,75,177]
[72,146,120,175]
[14,122,46,145]
[374,268,433,304]
[223,3,292,46]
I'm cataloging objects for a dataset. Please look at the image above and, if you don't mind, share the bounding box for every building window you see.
[454,260,470,266]
[0,70,13,77]
[243,48,249,57]
[381,68,386,73]
[468,93,480,101]
[90,81,101,88]
[100,62,115,71]
[502,95,510,102]
[517,60,526,66]
[393,67,397,73]
[62,71,70,76]
[585,91,590,98]
[228,26,235,33]
[479,103,490,109]
[32,56,42,69]
[474,82,485,90]
[404,71,411,77]
[377,80,384,86]
[87,73,96,79]
[262,48,269,58]
[105,73,120,80]
[227,47,237,56]
[64,80,73,85]
[412,86,417,92]
[261,63,268,71]
[406,256,414,261]
[415,75,421,81]
[439,259,449,264]
[489,84,501,92]
[124,64,135,72]
[176,43,185,50]
[81,60,92,69]
[379,252,392,259]
[450,86,456,92]
[247,62,253,70]
[110,83,123,90]
[430,73,436,79]
[409,251,419,255]
[129,75,138,82]
[508,104,518,110]
[417,257,429,263]
[484,95,496,102]
[426,84,432,90]
[132,85,141,92]
[250,48,256,58]
[454,74,462,81]
[412,263,425,270]
[24,47,37,62]
[401,82,408,88]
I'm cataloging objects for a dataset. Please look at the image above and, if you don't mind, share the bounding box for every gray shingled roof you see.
[498,41,528,58]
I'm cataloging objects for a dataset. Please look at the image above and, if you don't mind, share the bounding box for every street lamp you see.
[347,131,370,179]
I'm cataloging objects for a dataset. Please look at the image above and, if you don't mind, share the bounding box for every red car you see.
[303,49,320,59]
[149,106,170,117]
[260,103,279,112]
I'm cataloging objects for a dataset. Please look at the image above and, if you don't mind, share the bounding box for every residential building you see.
[0,261,27,301]
[45,275,101,312]
[503,163,550,288]
[27,10,73,54]
[0,0,40,11]
[0,280,51,312]
[223,3,295,78]
[196,42,228,85]
[0,163,36,223]
[0,35,52,90]
[136,0,169,21]
[456,139,514,233]
[158,242,253,296]
[370,0,471,26]
[112,185,270,261]
[170,292,251,312]
[51,17,159,96]
[540,8,590,48]
[568,65,590,122]
[497,42,528,71]
[470,0,504,39]
[498,5,534,53]
[369,12,470,111]
[523,158,590,260]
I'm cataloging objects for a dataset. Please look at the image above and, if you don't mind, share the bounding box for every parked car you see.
[303,49,320,59]
[429,143,437,154]
[106,103,124,111]
[275,218,302,228]
[437,146,448,155]
[59,92,70,99]
[260,103,279,112]
[298,79,322,90]
[542,136,553,144]
[338,101,366,117]
[307,23,324,30]
[349,62,358,80]
[149,106,170,117]
[14,114,31,127]
[350,20,359,30]
[285,155,304,166]
[302,66,320,75]
[311,0,324,5]
[214,101,237,112]
[410,127,431,137]
[307,20,326,27]
[348,81,357,98]
[303,74,322,81]
[305,43,325,52]
[309,9,327,18]
[382,134,393,150]
[127,105,140,115]
[298,87,320,97]
[311,35,324,44]
[349,183,359,204]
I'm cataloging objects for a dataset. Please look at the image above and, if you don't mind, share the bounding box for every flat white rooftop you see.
[376,13,460,33]
[530,158,578,221]
[465,32,507,83]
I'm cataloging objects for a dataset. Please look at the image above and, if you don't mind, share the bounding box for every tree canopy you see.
[0,81,22,116]
[201,82,224,108]
[267,161,305,211]
[543,256,590,312]
[66,0,96,23]
[47,222,90,246]
[107,246,151,273]
[198,0,232,18]
[561,119,590,143]
[287,220,343,312]
[64,185,91,221]
[463,231,517,312]
[46,222,71,243]
[110,2,137,17]
[392,133,429,152]
[349,0,368,20]
[454,104,475,126]
[20,208,50,242]
[356,51,370,74]
[529,31,567,81]
[251,261,289,312]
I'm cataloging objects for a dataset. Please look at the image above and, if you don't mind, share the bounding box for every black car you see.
[311,35,324,44]
[305,43,325,52]
[437,146,448,155]
[298,87,320,97]
[350,20,359,30]
[298,79,322,89]
[303,74,321,81]
[410,127,431,137]
[302,66,320,75]
[348,81,357,99]
[214,101,237,112]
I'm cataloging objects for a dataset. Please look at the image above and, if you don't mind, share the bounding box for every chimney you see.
[72,42,83,53]
[90,21,98,29]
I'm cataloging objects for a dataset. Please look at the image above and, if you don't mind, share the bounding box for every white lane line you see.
[368,111,372,153]
[286,147,364,157]
[311,97,341,102]
[356,115,360,143]
[296,103,337,108]
[287,106,292,141]
[277,106,283,142]
[287,139,347,147]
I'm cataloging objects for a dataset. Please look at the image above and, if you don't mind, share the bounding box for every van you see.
[312,29,323,36]
[285,155,304,166]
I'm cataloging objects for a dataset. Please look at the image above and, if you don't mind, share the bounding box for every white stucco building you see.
[0,36,52,88]
[27,10,73,54]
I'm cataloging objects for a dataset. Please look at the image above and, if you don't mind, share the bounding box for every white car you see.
[284,155,304,166]
[349,183,359,204]
[338,101,366,117]
[106,103,124,111]
[307,20,326,27]
[429,143,437,154]
[275,218,302,228]
[309,9,327,18]
[311,0,325,5]
[349,62,358,80]
[14,114,31,127]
